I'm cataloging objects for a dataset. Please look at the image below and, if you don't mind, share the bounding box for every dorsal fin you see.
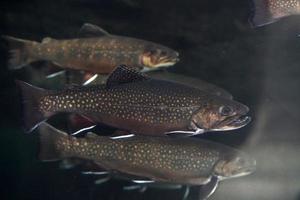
[106,65,149,88]
[78,23,110,38]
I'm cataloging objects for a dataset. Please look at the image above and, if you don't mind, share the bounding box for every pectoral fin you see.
[197,176,219,200]
[82,73,98,85]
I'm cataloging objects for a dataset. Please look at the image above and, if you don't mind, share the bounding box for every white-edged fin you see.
[182,186,190,200]
[71,125,96,136]
[165,129,205,137]
[79,23,110,38]
[111,134,135,140]
[46,70,66,78]
[198,176,219,200]
[83,74,98,85]
[82,171,109,175]
[132,180,155,184]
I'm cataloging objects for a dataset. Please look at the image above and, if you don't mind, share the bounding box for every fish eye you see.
[219,106,233,116]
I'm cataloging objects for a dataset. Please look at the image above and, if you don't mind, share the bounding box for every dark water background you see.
[1,0,300,199]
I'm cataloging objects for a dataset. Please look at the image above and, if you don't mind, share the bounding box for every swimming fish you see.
[3,23,179,74]
[250,0,300,27]
[38,123,256,186]
[16,65,251,135]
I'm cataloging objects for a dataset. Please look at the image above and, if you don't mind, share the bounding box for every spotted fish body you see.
[17,66,250,135]
[28,36,174,73]
[4,24,179,73]
[251,0,300,27]
[39,123,256,185]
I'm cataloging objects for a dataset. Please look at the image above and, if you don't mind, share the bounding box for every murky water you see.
[1,0,300,200]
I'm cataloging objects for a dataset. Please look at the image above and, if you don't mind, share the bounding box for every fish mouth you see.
[142,53,179,69]
[154,56,179,68]
[211,115,251,131]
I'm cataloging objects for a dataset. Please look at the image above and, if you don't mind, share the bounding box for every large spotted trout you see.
[39,123,256,186]
[16,65,251,135]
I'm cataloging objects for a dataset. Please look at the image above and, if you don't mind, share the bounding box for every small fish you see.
[16,65,250,135]
[38,123,256,186]
[250,0,300,27]
[3,23,179,74]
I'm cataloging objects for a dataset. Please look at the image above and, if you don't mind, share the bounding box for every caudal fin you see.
[38,122,68,161]
[250,0,278,27]
[2,35,36,69]
[15,80,50,132]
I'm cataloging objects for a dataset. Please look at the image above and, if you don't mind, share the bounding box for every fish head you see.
[141,44,179,69]
[213,151,256,180]
[190,97,251,132]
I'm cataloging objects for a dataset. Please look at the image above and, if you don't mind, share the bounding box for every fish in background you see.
[250,0,300,27]
[16,65,250,136]
[3,23,179,78]
[38,123,256,199]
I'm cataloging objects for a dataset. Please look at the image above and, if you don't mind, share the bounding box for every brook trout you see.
[17,65,250,135]
[39,123,256,185]
[4,23,179,73]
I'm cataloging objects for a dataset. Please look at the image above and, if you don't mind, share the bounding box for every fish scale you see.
[39,82,200,128]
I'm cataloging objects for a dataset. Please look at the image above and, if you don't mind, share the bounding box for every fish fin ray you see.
[68,114,96,135]
[197,176,219,200]
[2,35,36,69]
[250,0,281,27]
[106,65,149,88]
[38,122,67,161]
[46,70,66,78]
[82,73,98,85]
[78,23,110,37]
[15,80,52,132]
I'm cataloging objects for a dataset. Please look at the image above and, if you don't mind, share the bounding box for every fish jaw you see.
[140,51,179,69]
[210,115,251,132]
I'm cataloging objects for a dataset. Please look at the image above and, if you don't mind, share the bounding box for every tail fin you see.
[2,35,36,69]
[38,122,68,161]
[250,0,278,27]
[15,80,50,132]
